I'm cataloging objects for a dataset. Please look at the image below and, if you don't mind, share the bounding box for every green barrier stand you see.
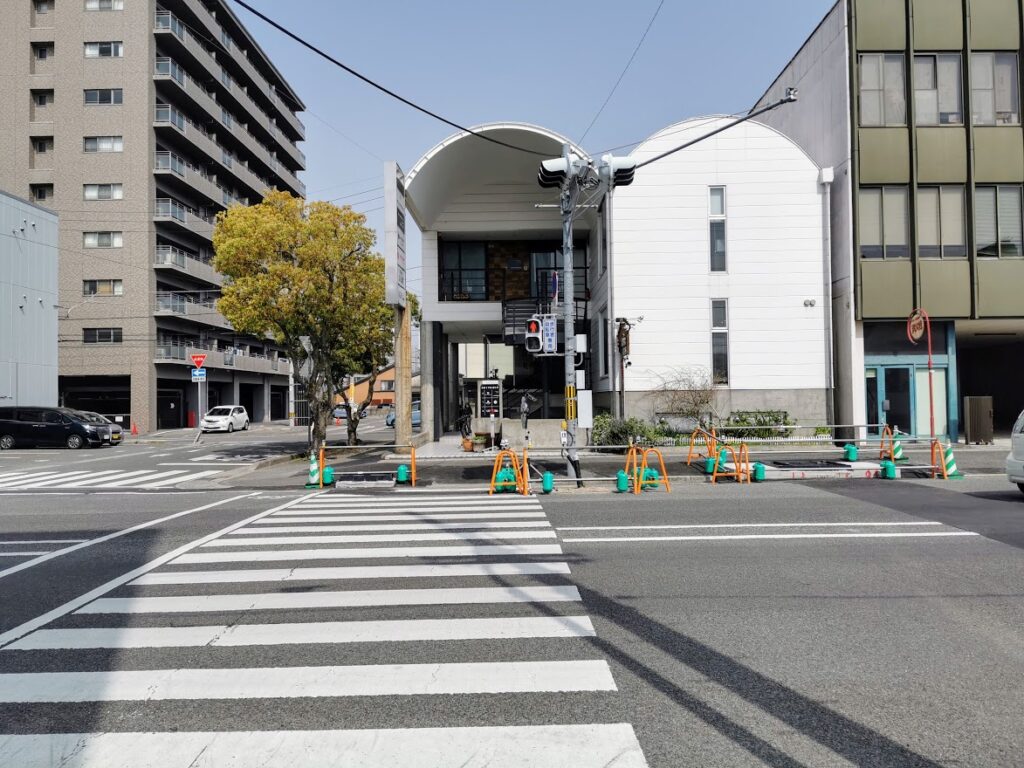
[704,456,716,474]
[495,466,517,493]
[843,444,858,461]
[753,462,766,482]
[322,466,334,485]
[879,460,896,480]
[396,464,410,484]
[542,472,554,494]
[615,470,630,493]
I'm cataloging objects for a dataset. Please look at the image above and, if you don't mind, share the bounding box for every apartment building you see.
[755,0,1024,438]
[0,0,305,430]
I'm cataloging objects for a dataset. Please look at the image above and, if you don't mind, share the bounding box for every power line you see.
[577,0,665,145]
[594,111,746,156]
[229,0,551,158]
[307,173,383,195]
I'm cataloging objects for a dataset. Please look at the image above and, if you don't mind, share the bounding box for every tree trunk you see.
[347,416,358,446]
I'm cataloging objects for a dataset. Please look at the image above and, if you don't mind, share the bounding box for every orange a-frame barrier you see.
[686,427,718,466]
[711,443,751,484]
[488,449,524,495]
[634,447,672,494]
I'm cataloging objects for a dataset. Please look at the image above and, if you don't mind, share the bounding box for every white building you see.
[600,117,832,424]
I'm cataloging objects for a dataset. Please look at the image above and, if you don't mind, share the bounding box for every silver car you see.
[1007,409,1024,495]
[201,405,250,433]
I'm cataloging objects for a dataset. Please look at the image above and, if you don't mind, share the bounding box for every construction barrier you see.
[878,425,895,462]
[712,443,751,484]
[685,427,718,466]
[634,447,671,494]
[489,449,525,495]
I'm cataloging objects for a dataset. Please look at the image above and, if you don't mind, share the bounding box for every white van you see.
[1007,410,1024,495]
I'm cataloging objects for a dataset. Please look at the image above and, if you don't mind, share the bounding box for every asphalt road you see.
[0,474,1021,766]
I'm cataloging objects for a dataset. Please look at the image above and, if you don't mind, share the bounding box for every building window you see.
[378,380,396,392]
[709,186,726,272]
[34,43,53,59]
[711,299,729,385]
[439,241,486,301]
[34,137,52,153]
[83,88,122,105]
[30,184,54,202]
[34,1,54,13]
[83,183,123,200]
[914,54,962,125]
[84,41,123,58]
[32,90,54,106]
[917,186,966,258]
[83,231,123,248]
[82,328,123,344]
[83,279,123,296]
[859,187,909,258]
[971,53,1019,126]
[859,53,906,126]
[85,0,124,9]
[83,135,123,152]
[976,186,1023,258]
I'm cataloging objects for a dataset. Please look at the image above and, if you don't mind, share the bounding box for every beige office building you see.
[0,0,305,430]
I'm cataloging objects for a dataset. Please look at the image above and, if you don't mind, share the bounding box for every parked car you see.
[1007,409,1024,495]
[77,411,123,445]
[332,405,368,420]
[200,405,249,433]
[386,404,421,428]
[0,406,115,449]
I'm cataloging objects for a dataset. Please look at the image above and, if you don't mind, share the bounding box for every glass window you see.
[34,1,53,13]
[860,187,910,258]
[83,231,123,248]
[917,186,965,258]
[83,135,123,152]
[85,0,124,9]
[859,53,906,126]
[972,53,1020,125]
[977,185,1023,258]
[439,241,487,301]
[84,41,122,57]
[711,299,729,385]
[82,328,123,343]
[83,183,123,200]
[709,187,726,272]
[914,54,962,125]
[711,299,728,329]
[83,279,123,296]
[83,88,123,105]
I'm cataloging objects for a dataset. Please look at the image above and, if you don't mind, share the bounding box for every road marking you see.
[259,511,549,523]
[272,505,541,516]
[172,543,565,564]
[0,552,48,557]
[0,491,265,616]
[104,470,186,487]
[158,462,253,467]
[77,585,583,614]
[143,470,221,487]
[0,472,64,487]
[0,539,87,544]
[233,521,552,533]
[302,499,541,507]
[47,470,153,488]
[557,521,946,531]
[0,660,616,702]
[200,530,559,546]
[11,615,596,649]
[561,532,982,543]
[0,724,648,768]
[132,562,573,585]
[0,471,98,489]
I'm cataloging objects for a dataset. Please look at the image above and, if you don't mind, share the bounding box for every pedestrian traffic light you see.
[524,315,543,353]
[599,154,637,187]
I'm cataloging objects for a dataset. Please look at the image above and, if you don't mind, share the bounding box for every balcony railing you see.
[154,244,212,268]
[154,57,186,87]
[155,340,289,374]
[154,150,186,177]
[154,103,186,131]
[154,10,186,39]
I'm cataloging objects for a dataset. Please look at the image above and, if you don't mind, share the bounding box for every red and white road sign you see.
[190,353,207,369]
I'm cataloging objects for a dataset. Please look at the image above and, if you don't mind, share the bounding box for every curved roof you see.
[406,122,586,230]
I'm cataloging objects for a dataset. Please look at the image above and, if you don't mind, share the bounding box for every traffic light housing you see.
[538,154,584,188]
[600,154,637,187]
[524,315,543,353]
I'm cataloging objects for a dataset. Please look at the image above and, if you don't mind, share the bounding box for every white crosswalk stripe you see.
[0,492,649,767]
[0,467,223,490]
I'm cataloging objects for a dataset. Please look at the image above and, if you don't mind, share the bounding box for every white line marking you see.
[0,660,615,702]
[0,539,87,544]
[47,470,154,488]
[557,521,946,531]
[0,472,63,488]
[0,724,648,768]
[561,532,982,543]
[273,505,540,515]
[12,615,596,649]
[159,462,252,466]
[201,530,559,546]
[132,562,573,585]
[259,511,549,523]
[232,521,552,534]
[143,470,221,488]
[173,544,565,564]
[0,471,96,489]
[104,470,186,487]
[0,491,290,647]
[301,499,541,508]
[77,585,582,614]
[0,552,47,557]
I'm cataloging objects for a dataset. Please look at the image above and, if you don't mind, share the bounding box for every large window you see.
[917,186,966,258]
[711,299,729,385]
[84,41,122,58]
[859,187,909,258]
[860,53,907,126]
[83,231,123,248]
[83,135,123,153]
[709,186,726,272]
[439,242,486,301]
[83,183,123,200]
[83,279,123,296]
[85,0,124,9]
[83,327,122,344]
[976,186,1023,258]
[914,54,962,125]
[971,53,1019,125]
[84,88,122,105]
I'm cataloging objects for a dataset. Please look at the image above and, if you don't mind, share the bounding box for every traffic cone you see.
[943,443,963,479]
[892,434,905,462]
[305,451,319,488]
[130,421,139,437]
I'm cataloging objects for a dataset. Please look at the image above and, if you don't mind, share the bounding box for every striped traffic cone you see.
[892,434,906,462]
[305,451,319,488]
[943,443,963,479]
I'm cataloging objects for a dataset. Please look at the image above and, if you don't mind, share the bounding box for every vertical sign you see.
[383,161,407,308]
[542,315,558,354]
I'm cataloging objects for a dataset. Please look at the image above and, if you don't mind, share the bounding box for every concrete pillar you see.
[230,376,240,406]
[262,378,271,423]
[419,320,435,442]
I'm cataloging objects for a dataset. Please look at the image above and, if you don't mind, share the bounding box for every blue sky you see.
[235,0,836,292]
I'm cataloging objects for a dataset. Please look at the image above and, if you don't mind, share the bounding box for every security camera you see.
[785,87,799,102]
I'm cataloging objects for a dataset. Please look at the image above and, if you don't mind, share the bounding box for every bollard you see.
[704,456,716,474]
[305,451,318,488]
[322,465,334,485]
[753,462,766,482]
[396,464,410,484]
[542,472,554,494]
[843,444,858,462]
[615,469,629,493]
[880,460,896,480]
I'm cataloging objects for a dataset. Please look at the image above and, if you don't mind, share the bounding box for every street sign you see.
[907,310,925,343]
[191,353,207,368]
[542,315,558,354]
[191,368,207,382]
[383,161,407,308]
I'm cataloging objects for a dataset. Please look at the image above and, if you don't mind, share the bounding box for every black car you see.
[0,407,114,450]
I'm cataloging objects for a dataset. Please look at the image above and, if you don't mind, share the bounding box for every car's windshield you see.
[207,407,232,416]
[72,411,106,424]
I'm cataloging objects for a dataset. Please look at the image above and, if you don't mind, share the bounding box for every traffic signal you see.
[537,154,584,188]
[599,154,637,187]
[524,315,543,353]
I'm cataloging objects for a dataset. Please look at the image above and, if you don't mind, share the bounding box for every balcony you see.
[154,10,220,85]
[154,244,221,286]
[154,56,221,126]
[155,342,289,376]
[155,291,231,330]
[154,150,223,206]
[154,196,214,241]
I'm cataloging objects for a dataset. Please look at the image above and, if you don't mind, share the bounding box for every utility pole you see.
[558,144,584,482]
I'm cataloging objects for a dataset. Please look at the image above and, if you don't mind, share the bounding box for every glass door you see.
[865,368,880,435]
[882,366,914,435]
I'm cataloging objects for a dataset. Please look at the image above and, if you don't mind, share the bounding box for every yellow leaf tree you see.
[212,191,392,450]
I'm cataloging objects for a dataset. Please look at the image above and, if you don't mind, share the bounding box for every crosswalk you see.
[0,490,649,767]
[0,467,222,491]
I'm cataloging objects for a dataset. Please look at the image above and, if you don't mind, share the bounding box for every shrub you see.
[591,414,664,448]
[722,410,793,440]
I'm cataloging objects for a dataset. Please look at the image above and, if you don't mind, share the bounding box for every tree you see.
[654,366,718,429]
[212,190,388,451]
